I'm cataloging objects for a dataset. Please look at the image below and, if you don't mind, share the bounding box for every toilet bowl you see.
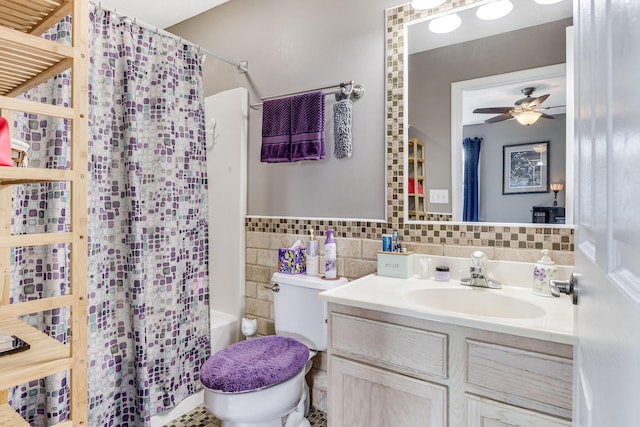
[201,273,347,427]
[201,336,309,427]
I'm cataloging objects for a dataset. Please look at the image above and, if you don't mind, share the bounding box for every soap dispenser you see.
[532,249,557,297]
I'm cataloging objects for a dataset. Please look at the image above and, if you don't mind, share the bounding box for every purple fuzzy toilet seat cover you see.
[201,336,310,393]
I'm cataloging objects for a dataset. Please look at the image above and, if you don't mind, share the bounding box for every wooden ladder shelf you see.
[0,0,88,425]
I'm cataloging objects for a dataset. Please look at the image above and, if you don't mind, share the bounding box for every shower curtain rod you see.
[95,2,248,73]
[249,80,365,110]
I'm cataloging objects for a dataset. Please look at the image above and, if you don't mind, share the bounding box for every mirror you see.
[401,0,573,225]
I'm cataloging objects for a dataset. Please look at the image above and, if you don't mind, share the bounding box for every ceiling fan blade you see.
[537,105,566,110]
[485,113,513,123]
[529,94,550,107]
[473,107,512,114]
[514,96,535,106]
[540,112,555,119]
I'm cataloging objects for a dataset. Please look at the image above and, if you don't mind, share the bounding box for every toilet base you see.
[219,418,283,427]
[204,369,307,427]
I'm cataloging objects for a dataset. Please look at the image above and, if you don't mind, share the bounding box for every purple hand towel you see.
[261,96,292,163]
[290,91,325,161]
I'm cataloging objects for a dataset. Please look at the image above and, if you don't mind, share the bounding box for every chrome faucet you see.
[460,251,502,289]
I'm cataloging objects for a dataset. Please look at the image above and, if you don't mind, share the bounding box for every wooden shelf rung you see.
[6,57,73,99]
[0,295,74,319]
[0,167,74,184]
[0,25,73,58]
[0,232,73,248]
[0,403,29,427]
[0,318,71,390]
[0,95,74,119]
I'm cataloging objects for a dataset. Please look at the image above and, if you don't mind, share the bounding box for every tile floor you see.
[163,404,327,427]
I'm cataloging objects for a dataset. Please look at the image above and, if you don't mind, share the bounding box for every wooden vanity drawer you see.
[466,340,573,411]
[330,312,447,379]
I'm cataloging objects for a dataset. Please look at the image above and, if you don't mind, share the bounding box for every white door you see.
[573,1,640,426]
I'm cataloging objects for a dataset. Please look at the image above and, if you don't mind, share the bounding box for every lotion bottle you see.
[306,228,319,276]
[532,249,557,297]
[324,229,337,279]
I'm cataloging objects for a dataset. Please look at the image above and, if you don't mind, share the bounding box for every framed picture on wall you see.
[502,141,549,195]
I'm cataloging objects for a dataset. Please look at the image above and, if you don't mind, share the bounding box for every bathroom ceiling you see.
[98,0,229,28]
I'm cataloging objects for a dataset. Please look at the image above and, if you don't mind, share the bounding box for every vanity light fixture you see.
[428,13,462,34]
[550,183,564,206]
[411,0,447,10]
[534,0,564,4]
[514,110,542,126]
[476,0,514,21]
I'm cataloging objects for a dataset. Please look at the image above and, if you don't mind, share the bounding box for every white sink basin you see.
[405,288,545,319]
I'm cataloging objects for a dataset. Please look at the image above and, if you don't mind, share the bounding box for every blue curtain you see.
[463,137,482,222]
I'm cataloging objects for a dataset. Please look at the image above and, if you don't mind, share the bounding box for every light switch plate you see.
[429,189,449,204]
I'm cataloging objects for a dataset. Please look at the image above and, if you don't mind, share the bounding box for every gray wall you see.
[463,114,566,223]
[170,0,401,220]
[408,18,571,214]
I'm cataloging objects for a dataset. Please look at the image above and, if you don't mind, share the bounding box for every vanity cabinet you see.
[327,304,573,427]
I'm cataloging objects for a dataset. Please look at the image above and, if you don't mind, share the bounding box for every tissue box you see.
[278,248,306,274]
[377,251,414,279]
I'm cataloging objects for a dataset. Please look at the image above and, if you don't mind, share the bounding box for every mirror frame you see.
[385,0,574,232]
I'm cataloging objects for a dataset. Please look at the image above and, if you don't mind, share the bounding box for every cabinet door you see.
[329,356,446,427]
[466,395,571,427]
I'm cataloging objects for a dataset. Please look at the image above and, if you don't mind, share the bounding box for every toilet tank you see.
[271,273,348,351]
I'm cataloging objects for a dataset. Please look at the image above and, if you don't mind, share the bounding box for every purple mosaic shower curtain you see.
[9,6,210,426]
[87,6,210,425]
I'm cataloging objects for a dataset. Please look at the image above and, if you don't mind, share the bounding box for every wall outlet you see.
[429,189,449,204]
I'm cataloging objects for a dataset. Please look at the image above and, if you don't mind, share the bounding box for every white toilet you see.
[201,272,347,427]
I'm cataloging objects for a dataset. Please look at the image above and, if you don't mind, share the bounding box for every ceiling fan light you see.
[428,13,462,34]
[534,0,564,4]
[515,111,542,126]
[476,0,513,21]
[411,0,447,10]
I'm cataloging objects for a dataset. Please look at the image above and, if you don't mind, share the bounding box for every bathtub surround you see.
[8,6,211,425]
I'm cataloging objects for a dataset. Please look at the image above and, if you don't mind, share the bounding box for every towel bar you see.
[250,80,364,110]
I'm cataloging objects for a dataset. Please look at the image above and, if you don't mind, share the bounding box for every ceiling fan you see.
[473,87,560,126]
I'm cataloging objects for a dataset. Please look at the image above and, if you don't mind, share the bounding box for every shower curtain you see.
[9,5,211,426]
[462,137,482,222]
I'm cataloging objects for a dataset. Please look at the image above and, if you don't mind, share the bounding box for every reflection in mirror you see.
[405,0,573,224]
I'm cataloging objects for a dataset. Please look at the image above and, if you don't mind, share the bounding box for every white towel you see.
[333,98,353,159]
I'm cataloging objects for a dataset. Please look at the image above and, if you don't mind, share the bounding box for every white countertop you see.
[319,273,575,345]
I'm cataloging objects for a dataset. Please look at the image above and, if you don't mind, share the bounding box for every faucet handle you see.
[470,251,487,266]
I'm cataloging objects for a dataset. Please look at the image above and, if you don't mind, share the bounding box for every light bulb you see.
[476,0,514,20]
[514,111,542,126]
[428,13,462,34]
